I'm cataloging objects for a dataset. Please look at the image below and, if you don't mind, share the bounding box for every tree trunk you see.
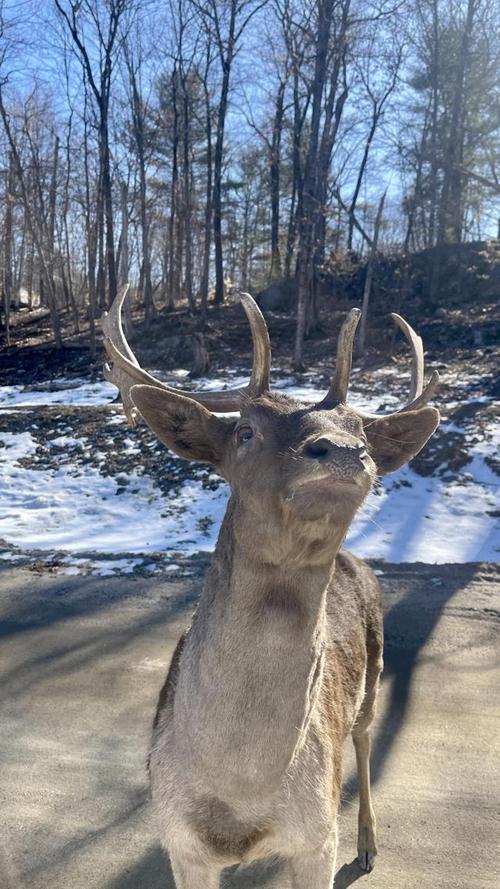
[312,6,350,291]
[0,92,63,348]
[26,235,34,309]
[431,1,476,305]
[347,120,377,252]
[14,216,26,308]
[100,111,117,308]
[269,78,286,281]
[286,65,305,279]
[200,53,213,318]
[212,59,231,304]
[128,52,155,321]
[62,123,80,335]
[428,0,440,248]
[359,191,386,353]
[182,84,195,312]
[167,68,180,308]
[191,332,210,376]
[212,2,237,305]
[47,134,60,319]
[118,180,129,287]
[437,0,476,245]
[83,100,97,356]
[294,0,334,369]
[2,152,14,346]
[96,167,106,310]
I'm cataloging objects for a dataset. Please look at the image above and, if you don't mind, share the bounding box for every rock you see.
[256,278,297,312]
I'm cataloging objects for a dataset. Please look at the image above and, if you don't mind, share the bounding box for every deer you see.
[102,289,440,889]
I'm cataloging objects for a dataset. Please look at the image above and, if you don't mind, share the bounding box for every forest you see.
[0,0,499,367]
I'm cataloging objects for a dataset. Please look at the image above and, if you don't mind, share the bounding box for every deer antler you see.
[390,313,423,401]
[319,308,362,407]
[389,312,439,413]
[318,308,438,413]
[103,289,436,423]
[102,287,271,423]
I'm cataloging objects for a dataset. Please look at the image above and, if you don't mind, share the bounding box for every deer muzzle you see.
[302,436,368,482]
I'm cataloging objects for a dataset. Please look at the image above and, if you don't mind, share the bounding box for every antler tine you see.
[390,313,424,402]
[102,288,271,422]
[102,284,138,365]
[240,291,271,395]
[397,369,440,412]
[315,307,438,416]
[319,308,361,408]
[102,285,145,424]
[390,313,439,413]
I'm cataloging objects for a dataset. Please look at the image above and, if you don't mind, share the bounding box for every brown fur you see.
[259,583,308,623]
[132,383,438,889]
[151,551,383,869]
[152,632,187,733]
[188,797,270,859]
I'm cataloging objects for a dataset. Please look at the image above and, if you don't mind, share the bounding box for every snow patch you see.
[0,374,498,567]
[0,430,227,555]
[0,379,117,408]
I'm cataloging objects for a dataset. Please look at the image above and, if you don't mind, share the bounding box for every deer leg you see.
[168,851,221,889]
[352,728,377,872]
[288,831,337,889]
[352,634,382,872]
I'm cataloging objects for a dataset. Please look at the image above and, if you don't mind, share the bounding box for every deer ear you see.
[363,407,440,475]
[130,385,235,465]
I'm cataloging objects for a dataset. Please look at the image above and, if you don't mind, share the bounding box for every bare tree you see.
[59,110,80,333]
[0,89,63,347]
[403,0,499,260]
[268,76,287,280]
[192,0,269,304]
[55,0,131,309]
[294,0,337,368]
[278,0,311,279]
[1,150,14,344]
[358,190,386,353]
[347,37,402,251]
[199,39,213,315]
[124,37,155,320]
[437,0,479,245]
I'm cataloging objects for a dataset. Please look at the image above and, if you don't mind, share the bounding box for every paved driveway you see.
[0,561,498,889]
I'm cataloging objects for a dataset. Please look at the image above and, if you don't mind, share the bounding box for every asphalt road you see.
[0,560,499,889]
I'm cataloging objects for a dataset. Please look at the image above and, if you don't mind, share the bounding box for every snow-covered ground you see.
[0,371,498,571]
[0,378,118,408]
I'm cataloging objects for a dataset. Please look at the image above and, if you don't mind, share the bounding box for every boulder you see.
[256,278,297,312]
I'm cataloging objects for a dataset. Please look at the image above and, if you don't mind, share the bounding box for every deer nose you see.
[303,437,366,465]
[303,437,336,460]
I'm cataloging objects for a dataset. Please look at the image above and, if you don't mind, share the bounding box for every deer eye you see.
[236,425,254,445]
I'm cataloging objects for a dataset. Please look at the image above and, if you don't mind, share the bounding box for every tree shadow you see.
[0,562,206,709]
[0,569,200,888]
[0,561,202,641]
[104,846,172,889]
[342,562,481,803]
[105,849,365,889]
[103,848,283,889]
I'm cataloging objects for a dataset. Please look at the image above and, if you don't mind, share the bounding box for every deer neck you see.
[172,495,345,802]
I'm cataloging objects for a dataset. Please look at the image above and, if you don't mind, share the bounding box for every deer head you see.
[103,289,439,565]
